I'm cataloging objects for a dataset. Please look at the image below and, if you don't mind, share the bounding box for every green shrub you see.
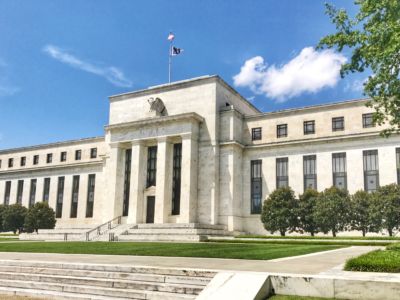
[0,205,6,232]
[345,249,400,273]
[373,184,400,237]
[2,204,28,234]
[297,189,319,236]
[24,202,56,233]
[261,187,298,236]
[350,190,380,236]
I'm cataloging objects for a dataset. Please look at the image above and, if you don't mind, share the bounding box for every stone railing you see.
[85,216,122,241]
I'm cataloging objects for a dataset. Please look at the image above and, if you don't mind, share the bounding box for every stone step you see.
[0,265,211,286]
[125,228,233,235]
[118,234,207,242]
[0,271,205,295]
[0,278,196,299]
[134,223,227,230]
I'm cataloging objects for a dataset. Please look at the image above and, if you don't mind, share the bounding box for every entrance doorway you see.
[146,196,155,223]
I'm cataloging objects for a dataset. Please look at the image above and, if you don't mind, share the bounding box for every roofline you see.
[108,75,261,113]
[245,98,371,120]
[0,136,105,155]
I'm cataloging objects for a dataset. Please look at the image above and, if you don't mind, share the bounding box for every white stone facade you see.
[0,75,399,234]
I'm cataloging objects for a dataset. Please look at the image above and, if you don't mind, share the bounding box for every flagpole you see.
[168,40,172,83]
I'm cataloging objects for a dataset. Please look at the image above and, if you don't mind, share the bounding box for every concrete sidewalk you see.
[0,246,379,274]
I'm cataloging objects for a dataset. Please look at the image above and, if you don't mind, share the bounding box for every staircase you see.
[118,223,236,242]
[0,259,216,299]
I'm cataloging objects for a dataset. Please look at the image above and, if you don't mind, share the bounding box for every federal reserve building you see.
[0,75,399,239]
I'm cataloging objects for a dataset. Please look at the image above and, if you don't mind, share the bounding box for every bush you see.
[0,205,6,232]
[261,187,298,236]
[2,204,28,234]
[373,184,400,237]
[297,189,319,236]
[24,202,56,233]
[313,186,351,237]
[350,190,379,236]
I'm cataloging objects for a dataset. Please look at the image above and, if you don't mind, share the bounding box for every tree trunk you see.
[362,229,366,237]
[332,230,336,237]
[311,231,315,237]
[280,230,286,237]
[388,228,393,237]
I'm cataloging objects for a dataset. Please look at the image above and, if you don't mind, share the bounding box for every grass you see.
[0,241,343,260]
[0,233,18,237]
[345,242,400,273]
[269,296,334,300]
[237,234,400,240]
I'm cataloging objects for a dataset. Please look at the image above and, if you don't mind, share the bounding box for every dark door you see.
[146,196,155,223]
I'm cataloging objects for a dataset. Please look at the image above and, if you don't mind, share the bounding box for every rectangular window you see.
[332,117,344,131]
[60,152,67,162]
[33,155,39,165]
[75,150,82,161]
[0,160,2,169]
[250,160,262,214]
[4,181,11,205]
[303,155,317,191]
[70,175,80,218]
[16,180,23,205]
[396,148,400,184]
[251,127,262,141]
[20,157,26,167]
[363,150,379,192]
[46,153,52,164]
[56,176,65,218]
[122,149,131,217]
[332,153,347,190]
[276,157,289,188]
[43,178,51,203]
[362,113,375,128]
[304,121,315,135]
[172,143,182,215]
[86,174,96,218]
[146,146,157,187]
[277,124,288,138]
[29,179,37,208]
[8,158,13,168]
[90,148,97,159]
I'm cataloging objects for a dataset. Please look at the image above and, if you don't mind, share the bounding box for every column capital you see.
[181,133,197,141]
[131,140,145,146]
[157,136,170,143]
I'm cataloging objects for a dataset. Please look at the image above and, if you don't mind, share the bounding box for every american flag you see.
[167,32,175,41]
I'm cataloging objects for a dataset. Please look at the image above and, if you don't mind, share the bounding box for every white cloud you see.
[43,45,132,88]
[345,78,367,93]
[233,47,347,102]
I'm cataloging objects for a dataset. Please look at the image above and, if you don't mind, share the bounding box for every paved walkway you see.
[0,246,380,275]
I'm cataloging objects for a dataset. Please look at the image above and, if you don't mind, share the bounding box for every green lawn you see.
[345,242,400,272]
[237,234,400,240]
[0,241,343,260]
[269,296,334,300]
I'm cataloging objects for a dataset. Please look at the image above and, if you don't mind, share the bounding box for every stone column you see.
[105,144,124,221]
[127,141,146,224]
[179,133,198,223]
[154,137,173,223]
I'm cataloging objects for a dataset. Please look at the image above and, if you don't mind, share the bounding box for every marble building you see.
[0,75,399,235]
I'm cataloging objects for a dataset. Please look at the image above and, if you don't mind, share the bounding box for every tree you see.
[261,187,298,236]
[373,184,400,236]
[24,202,56,233]
[2,204,28,234]
[318,0,400,135]
[350,190,380,236]
[0,205,6,232]
[298,189,320,236]
[313,186,351,237]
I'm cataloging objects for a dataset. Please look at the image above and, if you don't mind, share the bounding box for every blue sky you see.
[0,0,365,149]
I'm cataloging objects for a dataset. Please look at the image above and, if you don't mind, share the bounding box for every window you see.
[250,160,262,214]
[16,180,23,205]
[4,181,11,205]
[172,143,182,215]
[303,155,317,191]
[363,150,379,192]
[122,149,131,217]
[46,153,52,164]
[8,158,13,168]
[60,152,67,162]
[332,117,344,131]
[86,174,96,218]
[75,150,82,161]
[332,153,347,190]
[304,121,315,135]
[0,160,2,169]
[90,148,97,159]
[43,178,51,203]
[29,179,37,208]
[56,177,65,218]
[276,157,289,188]
[396,148,400,184]
[251,127,262,141]
[70,175,80,218]
[146,146,157,187]
[33,155,39,165]
[362,113,375,128]
[20,157,26,167]
[277,124,288,138]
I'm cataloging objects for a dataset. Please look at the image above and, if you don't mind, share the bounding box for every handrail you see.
[85,216,122,241]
